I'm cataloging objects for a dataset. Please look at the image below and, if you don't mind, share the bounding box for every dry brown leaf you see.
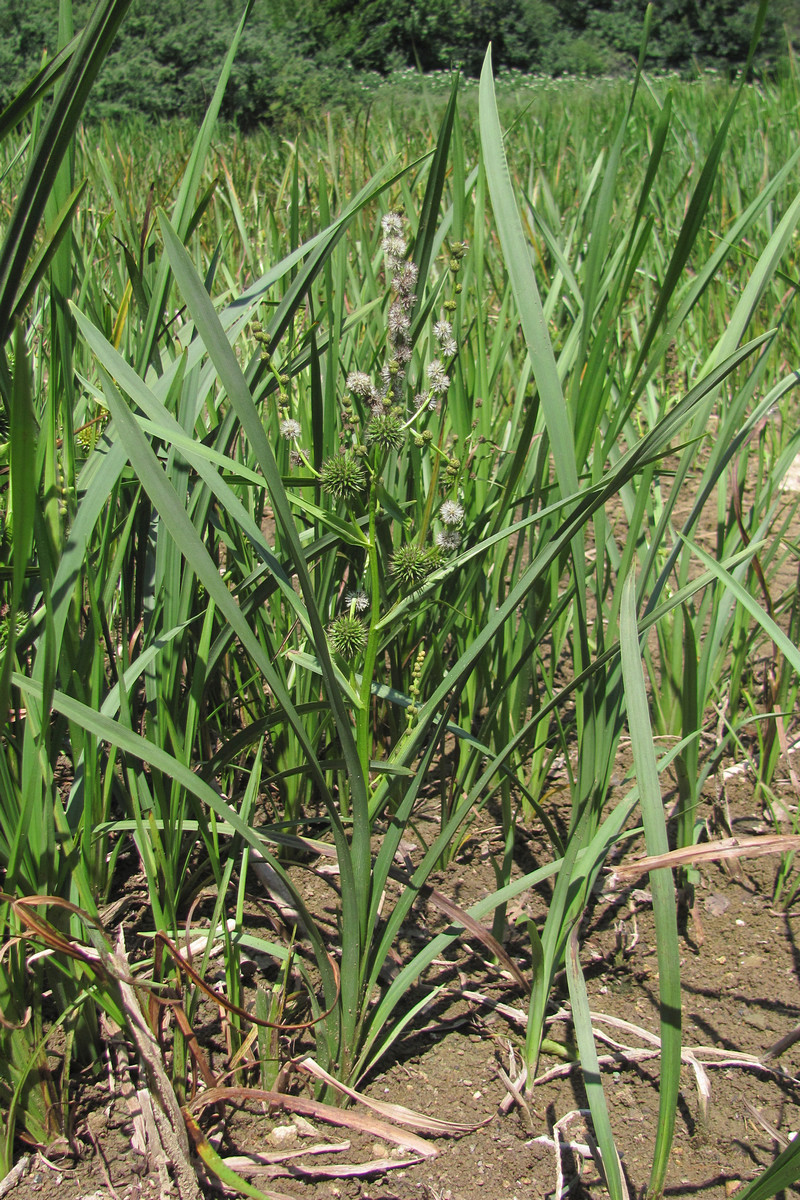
[419,885,529,993]
[189,1086,437,1159]
[0,1157,31,1199]
[222,1142,349,1169]
[612,835,800,879]
[297,1056,493,1134]
[224,1153,422,1178]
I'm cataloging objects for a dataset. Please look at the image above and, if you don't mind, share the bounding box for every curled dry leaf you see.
[188,1085,437,1158]
[412,882,530,993]
[684,1050,712,1126]
[224,1152,423,1179]
[297,1056,494,1134]
[613,835,800,880]
[223,1141,350,1170]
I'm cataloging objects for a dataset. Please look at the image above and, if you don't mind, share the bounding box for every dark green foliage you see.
[0,0,347,124]
[1,0,796,127]
[580,0,786,68]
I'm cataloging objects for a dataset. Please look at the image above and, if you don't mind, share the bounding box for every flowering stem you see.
[357,481,382,784]
[399,397,434,434]
[292,445,319,476]
[416,413,447,547]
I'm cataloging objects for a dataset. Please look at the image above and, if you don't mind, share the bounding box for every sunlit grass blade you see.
[0,0,132,348]
[570,6,651,467]
[479,47,577,498]
[70,306,317,633]
[134,0,254,375]
[680,534,800,679]
[0,34,81,139]
[154,212,366,821]
[411,72,459,294]
[622,0,771,397]
[0,325,37,718]
[8,181,87,329]
[85,361,336,811]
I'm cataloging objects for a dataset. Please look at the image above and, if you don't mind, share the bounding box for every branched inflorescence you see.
[321,212,470,669]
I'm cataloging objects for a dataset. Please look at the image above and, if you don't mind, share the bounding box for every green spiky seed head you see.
[390,544,437,588]
[328,614,367,659]
[320,452,367,500]
[366,412,404,452]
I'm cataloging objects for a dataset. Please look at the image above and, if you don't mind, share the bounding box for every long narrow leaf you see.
[619,573,681,1197]
[0,0,132,344]
[565,929,626,1200]
[134,0,253,374]
[154,212,372,907]
[736,1133,800,1200]
[479,48,577,499]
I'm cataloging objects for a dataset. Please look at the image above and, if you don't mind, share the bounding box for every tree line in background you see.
[2,0,797,127]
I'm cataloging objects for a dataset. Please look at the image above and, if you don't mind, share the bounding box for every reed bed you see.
[1,3,800,1195]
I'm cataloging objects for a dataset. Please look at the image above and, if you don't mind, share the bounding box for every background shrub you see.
[2,0,797,127]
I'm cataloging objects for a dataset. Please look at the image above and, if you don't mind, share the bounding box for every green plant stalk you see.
[0,325,36,721]
[358,481,382,785]
[675,605,700,883]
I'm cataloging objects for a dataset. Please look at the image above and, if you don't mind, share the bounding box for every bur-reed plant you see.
[2,2,800,1196]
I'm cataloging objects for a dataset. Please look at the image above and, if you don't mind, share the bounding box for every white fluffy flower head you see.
[427,360,450,395]
[280,418,302,440]
[381,212,404,238]
[439,500,464,526]
[346,371,375,398]
[345,588,370,613]
[436,529,462,552]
